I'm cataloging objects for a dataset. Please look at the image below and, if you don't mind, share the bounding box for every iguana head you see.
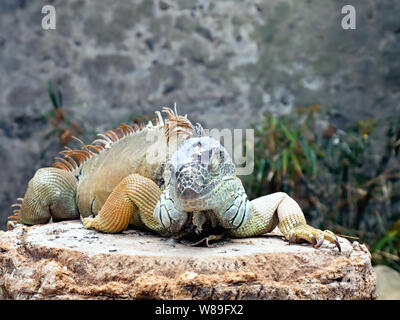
[155,136,252,234]
[170,136,235,202]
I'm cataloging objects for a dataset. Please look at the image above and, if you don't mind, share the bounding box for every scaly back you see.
[51,106,196,217]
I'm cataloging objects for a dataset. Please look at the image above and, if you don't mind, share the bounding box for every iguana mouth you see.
[179,187,198,199]
[174,164,210,201]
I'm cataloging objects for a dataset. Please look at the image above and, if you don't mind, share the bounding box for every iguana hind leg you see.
[81,174,166,234]
[228,192,341,252]
[7,167,78,229]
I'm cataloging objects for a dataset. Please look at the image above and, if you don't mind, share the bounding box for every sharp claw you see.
[288,225,341,252]
[288,230,295,245]
[314,237,324,249]
[310,236,317,246]
[190,238,205,246]
[335,237,342,253]
[191,234,224,247]
[191,237,213,247]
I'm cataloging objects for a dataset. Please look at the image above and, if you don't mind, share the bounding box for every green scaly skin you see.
[154,135,341,251]
[7,108,341,252]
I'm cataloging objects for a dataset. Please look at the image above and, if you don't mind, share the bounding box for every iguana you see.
[7,106,341,251]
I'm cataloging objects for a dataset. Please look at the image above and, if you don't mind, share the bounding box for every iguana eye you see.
[194,177,203,187]
[219,150,225,162]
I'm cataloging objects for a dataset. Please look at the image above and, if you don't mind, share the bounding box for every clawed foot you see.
[80,215,95,229]
[154,188,189,235]
[288,224,341,252]
[6,220,19,230]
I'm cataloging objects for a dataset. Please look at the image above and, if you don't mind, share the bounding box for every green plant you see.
[243,105,400,271]
[246,105,321,199]
[42,80,85,145]
[372,219,400,271]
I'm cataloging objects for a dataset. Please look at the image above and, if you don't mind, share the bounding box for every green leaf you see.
[257,158,267,183]
[299,136,318,176]
[282,149,288,175]
[47,82,59,109]
[290,152,302,175]
[279,121,296,145]
[309,148,317,176]
[372,235,390,251]
[41,110,55,120]
[57,80,63,107]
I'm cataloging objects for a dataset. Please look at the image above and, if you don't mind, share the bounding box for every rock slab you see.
[374,265,400,300]
[0,221,376,300]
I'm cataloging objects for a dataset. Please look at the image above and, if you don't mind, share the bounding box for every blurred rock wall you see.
[0,0,399,229]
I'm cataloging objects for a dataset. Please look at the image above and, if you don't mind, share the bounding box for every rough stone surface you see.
[1,0,400,229]
[0,220,376,300]
[374,265,400,300]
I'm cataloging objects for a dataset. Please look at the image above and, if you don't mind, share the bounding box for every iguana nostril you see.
[180,188,198,199]
[194,178,203,187]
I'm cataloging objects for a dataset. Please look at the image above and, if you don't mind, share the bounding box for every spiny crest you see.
[162,104,195,144]
[52,105,195,172]
[7,197,24,230]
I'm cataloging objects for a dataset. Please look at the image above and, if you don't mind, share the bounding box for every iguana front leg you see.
[81,174,167,235]
[153,187,189,235]
[228,192,341,252]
